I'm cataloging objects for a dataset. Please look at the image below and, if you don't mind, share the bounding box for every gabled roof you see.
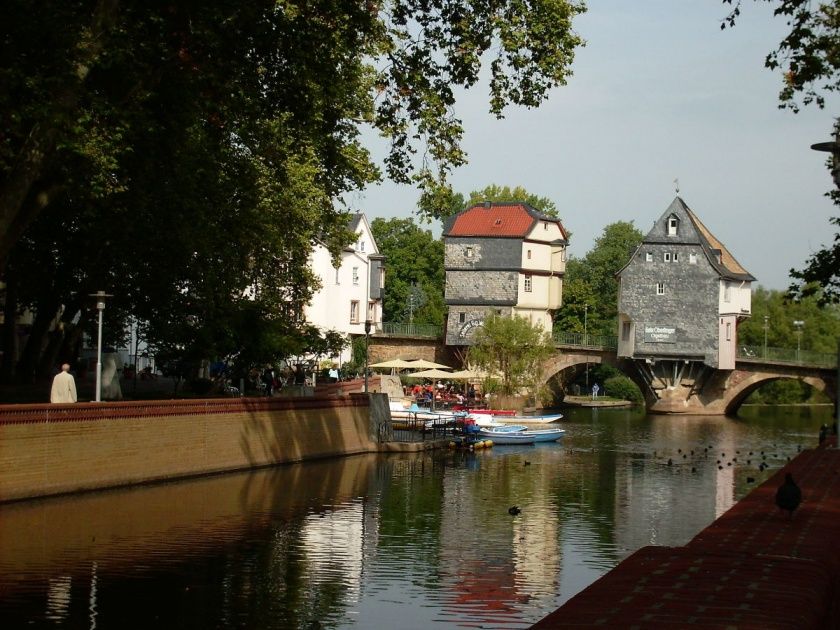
[443,202,567,240]
[619,197,755,282]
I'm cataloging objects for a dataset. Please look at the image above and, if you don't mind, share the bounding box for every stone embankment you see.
[531,438,840,629]
[0,393,405,502]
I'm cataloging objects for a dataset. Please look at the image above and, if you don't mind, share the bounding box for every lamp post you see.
[584,304,589,389]
[793,320,804,362]
[89,291,112,402]
[763,315,769,359]
[364,319,371,393]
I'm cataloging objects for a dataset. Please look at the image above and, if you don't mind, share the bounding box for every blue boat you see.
[476,425,565,445]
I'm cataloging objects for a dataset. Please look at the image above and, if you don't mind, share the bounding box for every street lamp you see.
[763,315,769,359]
[89,291,112,402]
[364,319,371,393]
[584,304,589,388]
[793,320,804,362]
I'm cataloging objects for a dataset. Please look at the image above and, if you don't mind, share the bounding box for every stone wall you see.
[0,395,386,502]
[619,242,719,366]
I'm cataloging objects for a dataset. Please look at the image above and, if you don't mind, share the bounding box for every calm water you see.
[0,405,831,629]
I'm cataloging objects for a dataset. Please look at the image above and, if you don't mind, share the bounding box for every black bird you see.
[524,460,531,466]
[508,506,521,516]
[775,473,802,518]
[667,458,673,466]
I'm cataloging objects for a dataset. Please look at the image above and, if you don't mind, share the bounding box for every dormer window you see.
[465,246,474,258]
[494,219,502,226]
[667,216,679,236]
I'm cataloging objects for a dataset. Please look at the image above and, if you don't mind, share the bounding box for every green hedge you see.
[603,375,643,403]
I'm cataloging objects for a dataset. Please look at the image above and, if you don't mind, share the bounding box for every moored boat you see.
[468,412,563,426]
[476,425,565,445]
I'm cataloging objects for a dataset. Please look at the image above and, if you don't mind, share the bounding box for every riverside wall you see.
[0,394,390,502]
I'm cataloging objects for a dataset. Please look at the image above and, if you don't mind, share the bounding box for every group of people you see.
[404,382,480,406]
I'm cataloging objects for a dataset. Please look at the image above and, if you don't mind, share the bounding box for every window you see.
[726,322,732,341]
[673,252,679,262]
[352,267,359,285]
[622,321,631,341]
[465,246,474,258]
[524,275,532,292]
[527,249,532,260]
[379,267,385,289]
[724,282,731,303]
[350,301,359,323]
[667,217,678,236]
[459,312,466,324]
[334,266,340,284]
[664,252,671,262]
[645,252,653,262]
[689,253,697,264]
[656,282,665,295]
[368,302,375,321]
[359,240,365,252]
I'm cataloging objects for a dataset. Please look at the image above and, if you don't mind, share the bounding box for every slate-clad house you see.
[443,202,568,345]
[617,197,755,380]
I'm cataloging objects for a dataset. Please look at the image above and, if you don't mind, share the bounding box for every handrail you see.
[553,331,618,350]
[379,322,443,338]
[737,345,838,368]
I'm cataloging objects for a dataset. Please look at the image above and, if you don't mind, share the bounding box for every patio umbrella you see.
[369,359,416,371]
[405,359,453,370]
[447,369,484,380]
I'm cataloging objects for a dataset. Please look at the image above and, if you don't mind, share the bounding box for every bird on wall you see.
[775,472,802,518]
[508,506,521,516]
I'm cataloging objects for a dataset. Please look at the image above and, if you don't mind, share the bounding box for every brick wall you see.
[0,396,381,502]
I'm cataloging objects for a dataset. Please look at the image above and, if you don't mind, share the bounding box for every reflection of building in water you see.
[437,458,562,623]
[612,416,736,553]
[45,575,72,623]
[299,500,379,606]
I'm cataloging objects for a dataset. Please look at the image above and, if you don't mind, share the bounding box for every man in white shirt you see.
[50,363,78,403]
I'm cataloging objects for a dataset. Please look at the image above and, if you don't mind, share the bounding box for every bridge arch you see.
[721,371,835,416]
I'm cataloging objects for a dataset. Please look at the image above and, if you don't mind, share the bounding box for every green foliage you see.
[603,375,644,403]
[736,286,840,353]
[466,185,559,217]
[744,378,828,404]
[555,221,643,337]
[467,314,555,396]
[371,218,445,326]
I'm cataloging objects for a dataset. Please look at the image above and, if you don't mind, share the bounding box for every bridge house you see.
[616,197,755,405]
[442,202,568,345]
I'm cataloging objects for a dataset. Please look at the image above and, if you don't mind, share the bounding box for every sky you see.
[348,1,839,292]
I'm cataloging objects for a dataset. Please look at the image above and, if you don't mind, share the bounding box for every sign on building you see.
[644,324,676,343]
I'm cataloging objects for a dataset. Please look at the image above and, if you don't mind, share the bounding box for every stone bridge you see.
[542,347,837,415]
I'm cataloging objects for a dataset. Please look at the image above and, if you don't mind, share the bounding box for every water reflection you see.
[0,406,829,629]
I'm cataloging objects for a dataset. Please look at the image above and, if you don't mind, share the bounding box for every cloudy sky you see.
[349,1,840,291]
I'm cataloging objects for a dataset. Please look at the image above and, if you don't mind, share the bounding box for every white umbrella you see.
[406,368,455,410]
[406,359,453,370]
[369,359,416,370]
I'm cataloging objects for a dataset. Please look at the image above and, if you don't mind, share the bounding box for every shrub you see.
[603,375,643,403]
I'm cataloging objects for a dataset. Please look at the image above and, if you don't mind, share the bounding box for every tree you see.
[554,221,643,337]
[467,314,554,397]
[722,2,840,299]
[371,218,445,326]
[466,185,559,216]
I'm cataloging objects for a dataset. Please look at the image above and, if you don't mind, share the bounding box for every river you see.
[0,405,831,629]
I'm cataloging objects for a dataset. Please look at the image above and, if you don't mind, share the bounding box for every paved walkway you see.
[532,439,840,629]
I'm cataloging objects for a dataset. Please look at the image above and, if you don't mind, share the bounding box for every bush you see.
[603,375,643,403]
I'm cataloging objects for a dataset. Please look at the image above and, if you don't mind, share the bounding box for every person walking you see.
[50,363,78,403]
[591,382,600,400]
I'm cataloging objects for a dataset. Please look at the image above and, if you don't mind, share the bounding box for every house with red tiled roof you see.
[616,197,755,408]
[442,202,568,345]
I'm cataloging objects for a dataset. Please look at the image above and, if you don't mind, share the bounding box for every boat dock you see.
[531,438,840,629]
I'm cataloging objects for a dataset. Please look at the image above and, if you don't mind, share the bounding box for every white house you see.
[305,213,385,365]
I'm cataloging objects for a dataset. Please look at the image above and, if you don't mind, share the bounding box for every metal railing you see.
[737,345,837,368]
[553,331,618,350]
[379,322,443,338]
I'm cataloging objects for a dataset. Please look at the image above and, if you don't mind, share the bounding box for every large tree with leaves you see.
[370,217,445,326]
[0,0,586,378]
[555,221,643,337]
[468,313,554,397]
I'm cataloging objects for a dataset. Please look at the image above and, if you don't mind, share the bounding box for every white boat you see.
[476,425,566,445]
[468,412,563,427]
[389,401,465,427]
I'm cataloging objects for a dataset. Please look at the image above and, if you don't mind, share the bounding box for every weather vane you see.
[673,178,680,194]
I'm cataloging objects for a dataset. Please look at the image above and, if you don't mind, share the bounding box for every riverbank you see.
[531,437,840,628]
[562,395,634,408]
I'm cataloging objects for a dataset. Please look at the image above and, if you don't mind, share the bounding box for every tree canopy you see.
[555,221,643,337]
[467,313,554,397]
[370,218,445,327]
[0,0,586,380]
